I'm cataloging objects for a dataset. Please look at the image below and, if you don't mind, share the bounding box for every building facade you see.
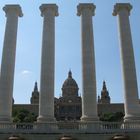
[13,71,124,120]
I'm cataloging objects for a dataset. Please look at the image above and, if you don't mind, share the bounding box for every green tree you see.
[99,112,124,122]
[12,108,37,123]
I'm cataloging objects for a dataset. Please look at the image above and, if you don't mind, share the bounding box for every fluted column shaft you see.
[113,3,140,122]
[37,4,58,122]
[77,3,98,121]
[0,5,22,122]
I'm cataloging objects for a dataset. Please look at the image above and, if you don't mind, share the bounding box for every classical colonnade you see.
[0,3,139,123]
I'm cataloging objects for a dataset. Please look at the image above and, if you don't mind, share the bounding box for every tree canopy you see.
[12,108,37,123]
[99,112,124,122]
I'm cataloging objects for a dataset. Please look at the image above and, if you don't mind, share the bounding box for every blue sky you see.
[0,0,140,104]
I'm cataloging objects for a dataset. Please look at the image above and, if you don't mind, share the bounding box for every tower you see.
[30,82,39,104]
[98,81,111,104]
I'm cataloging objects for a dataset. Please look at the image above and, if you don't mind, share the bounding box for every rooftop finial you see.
[34,81,38,92]
[103,81,107,90]
[68,70,72,78]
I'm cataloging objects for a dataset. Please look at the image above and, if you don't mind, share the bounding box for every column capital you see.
[40,4,58,17]
[3,5,23,17]
[77,3,96,16]
[113,3,132,16]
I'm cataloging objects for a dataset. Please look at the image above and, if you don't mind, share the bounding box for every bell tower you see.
[98,81,111,104]
[30,82,39,104]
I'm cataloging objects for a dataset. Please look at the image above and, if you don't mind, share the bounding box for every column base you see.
[37,115,56,123]
[80,115,99,122]
[124,114,140,122]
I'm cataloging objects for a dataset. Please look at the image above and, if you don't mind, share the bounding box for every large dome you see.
[62,71,78,89]
[62,71,79,97]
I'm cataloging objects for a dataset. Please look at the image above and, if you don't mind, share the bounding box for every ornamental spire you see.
[34,81,38,92]
[68,70,72,78]
[103,81,107,90]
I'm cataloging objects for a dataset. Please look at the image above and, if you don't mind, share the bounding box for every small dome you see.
[62,70,79,97]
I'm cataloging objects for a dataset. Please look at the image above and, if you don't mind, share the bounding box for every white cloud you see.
[21,70,32,75]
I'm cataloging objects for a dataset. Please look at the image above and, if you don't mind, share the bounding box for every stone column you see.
[0,5,23,122]
[37,4,58,122]
[113,3,140,122]
[77,3,98,121]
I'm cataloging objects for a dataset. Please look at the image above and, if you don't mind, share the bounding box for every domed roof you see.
[61,70,79,97]
[62,70,78,89]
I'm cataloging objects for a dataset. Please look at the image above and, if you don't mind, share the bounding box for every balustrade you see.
[0,121,139,133]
